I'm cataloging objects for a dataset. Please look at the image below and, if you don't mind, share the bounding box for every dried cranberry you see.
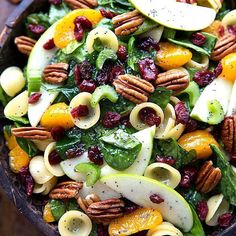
[28,24,46,36]
[97,224,109,236]
[48,150,61,165]
[191,32,207,46]
[74,64,82,86]
[111,65,125,80]
[43,38,55,50]
[185,118,198,133]
[139,108,161,127]
[219,25,225,37]
[71,105,89,119]
[182,166,197,181]
[49,0,62,5]
[123,198,139,214]
[138,58,158,82]
[179,174,191,188]
[175,102,190,125]
[196,200,209,221]
[117,45,127,62]
[99,8,116,19]
[150,194,164,204]
[19,167,34,197]
[79,60,93,81]
[102,111,121,128]
[138,37,159,51]
[230,155,236,167]
[74,16,93,30]
[96,64,113,85]
[79,80,97,93]
[18,166,29,184]
[193,71,215,87]
[51,126,65,141]
[218,213,234,228]
[28,92,41,104]
[227,25,236,35]
[66,143,85,159]
[88,146,104,166]
[214,62,223,77]
[74,23,84,42]
[120,115,131,127]
[156,156,176,166]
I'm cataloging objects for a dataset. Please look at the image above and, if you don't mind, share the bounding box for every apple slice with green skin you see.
[101,126,155,176]
[190,78,232,124]
[101,174,193,232]
[227,80,236,116]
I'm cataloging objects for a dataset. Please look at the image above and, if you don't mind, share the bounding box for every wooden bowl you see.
[0,0,235,235]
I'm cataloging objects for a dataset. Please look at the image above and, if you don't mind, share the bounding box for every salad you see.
[0,0,236,235]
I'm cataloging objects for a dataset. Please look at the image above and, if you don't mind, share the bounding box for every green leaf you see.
[67,199,79,211]
[132,19,158,36]
[93,38,104,52]
[96,49,117,70]
[49,199,66,221]
[97,0,133,14]
[26,13,50,28]
[48,2,70,25]
[62,39,85,55]
[163,27,176,39]
[149,87,172,109]
[16,138,38,158]
[6,116,30,125]
[181,188,205,207]
[211,144,236,206]
[0,86,11,106]
[96,18,114,30]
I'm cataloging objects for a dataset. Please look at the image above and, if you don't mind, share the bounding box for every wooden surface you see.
[0,1,41,236]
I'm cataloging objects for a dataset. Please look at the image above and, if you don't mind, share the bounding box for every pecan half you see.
[112,10,145,36]
[49,181,83,199]
[43,63,69,84]
[64,0,98,9]
[221,115,236,154]
[113,74,155,104]
[211,34,236,61]
[14,36,36,56]
[11,127,51,140]
[195,161,222,193]
[155,68,190,94]
[77,194,101,212]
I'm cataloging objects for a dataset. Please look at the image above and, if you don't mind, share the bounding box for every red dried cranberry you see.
[112,65,125,81]
[88,146,104,166]
[193,70,215,87]
[196,200,209,221]
[123,198,139,214]
[96,64,113,85]
[74,64,82,86]
[191,32,207,46]
[230,155,236,167]
[227,25,236,35]
[179,174,191,188]
[74,16,93,30]
[49,0,62,5]
[214,62,223,77]
[219,25,225,37]
[74,23,84,42]
[175,102,190,125]
[43,38,55,50]
[97,224,109,236]
[66,143,85,159]
[71,105,89,119]
[102,112,121,128]
[19,167,34,197]
[138,58,158,82]
[120,115,132,127]
[79,80,97,93]
[79,61,93,81]
[185,118,198,133]
[218,213,234,228]
[182,166,197,181]
[138,37,159,51]
[28,24,46,36]
[117,45,127,62]
[150,194,165,204]
[139,108,161,127]
[156,156,176,166]
[19,166,29,184]
[99,8,116,19]
[49,150,61,165]
[51,126,65,141]
[28,92,41,104]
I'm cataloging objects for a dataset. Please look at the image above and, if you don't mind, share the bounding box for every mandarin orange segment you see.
[220,53,236,82]
[54,9,103,48]
[43,202,56,223]
[9,145,30,173]
[40,103,74,130]
[109,208,163,236]
[4,132,18,150]
[178,130,219,159]
[156,42,192,70]
[202,20,223,37]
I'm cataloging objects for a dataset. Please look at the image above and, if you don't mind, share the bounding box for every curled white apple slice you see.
[197,0,222,12]
[44,142,65,177]
[33,176,57,195]
[140,26,164,43]
[186,54,209,71]
[58,210,92,236]
[32,138,53,151]
[69,92,100,129]
[222,9,236,27]
[144,163,181,189]
[147,222,183,236]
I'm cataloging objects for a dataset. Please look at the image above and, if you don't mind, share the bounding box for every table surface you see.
[0,1,41,235]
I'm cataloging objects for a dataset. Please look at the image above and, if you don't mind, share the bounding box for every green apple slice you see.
[227,80,236,116]
[129,0,216,31]
[101,174,193,232]
[101,126,155,176]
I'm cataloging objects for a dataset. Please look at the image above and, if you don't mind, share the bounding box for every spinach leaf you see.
[16,138,38,157]
[184,204,205,236]
[0,86,11,106]
[211,144,236,206]
[67,199,79,211]
[168,32,217,56]
[89,223,98,236]
[6,116,30,125]
[149,87,172,109]
[97,0,133,14]
[62,39,85,55]
[132,19,158,36]
[96,18,114,30]
[101,130,142,170]
[49,199,66,221]
[181,188,205,207]
[96,49,117,69]
[48,2,70,24]
[154,139,196,169]
[93,38,104,52]
[163,27,176,39]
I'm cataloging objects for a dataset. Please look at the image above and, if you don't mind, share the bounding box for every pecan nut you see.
[77,194,101,212]
[221,115,236,154]
[112,10,145,36]
[211,34,236,61]
[195,161,222,193]
[155,68,190,94]
[113,74,155,104]
[49,181,83,199]
[11,127,51,140]
[14,36,36,56]
[43,63,69,84]
[64,0,98,9]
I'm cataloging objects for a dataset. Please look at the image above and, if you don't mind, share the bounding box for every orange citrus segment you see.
[43,202,56,223]
[202,20,223,37]
[9,145,30,173]
[220,53,236,82]
[4,132,18,150]
[54,9,103,48]
[40,103,74,130]
[109,208,163,236]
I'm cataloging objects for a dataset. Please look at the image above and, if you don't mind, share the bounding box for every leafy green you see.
[62,39,85,55]
[48,2,70,25]
[149,87,172,109]
[49,199,66,221]
[6,116,30,125]
[16,138,38,158]
[154,139,196,170]
[97,0,133,14]
[132,19,158,36]
[96,18,114,30]
[168,32,217,56]
[181,188,205,207]
[101,130,141,170]
[67,199,79,211]
[96,49,118,69]
[211,145,236,206]
[89,223,98,236]
[0,86,11,106]
[163,27,176,39]
[93,38,104,52]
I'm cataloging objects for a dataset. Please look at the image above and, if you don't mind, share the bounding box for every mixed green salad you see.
[1,0,236,235]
